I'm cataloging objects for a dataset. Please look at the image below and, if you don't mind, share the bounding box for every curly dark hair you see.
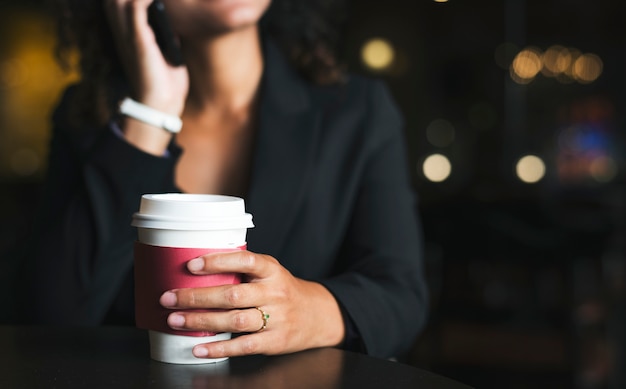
[49,0,349,127]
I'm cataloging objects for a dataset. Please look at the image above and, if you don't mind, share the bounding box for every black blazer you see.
[23,39,428,359]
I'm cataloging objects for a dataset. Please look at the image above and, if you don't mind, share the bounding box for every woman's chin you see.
[167,0,271,36]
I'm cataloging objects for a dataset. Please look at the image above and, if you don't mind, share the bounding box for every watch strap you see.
[119,97,182,134]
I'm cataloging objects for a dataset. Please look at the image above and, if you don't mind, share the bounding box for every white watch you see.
[119,97,183,134]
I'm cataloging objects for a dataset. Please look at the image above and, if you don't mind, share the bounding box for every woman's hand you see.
[159,251,346,358]
[104,0,189,155]
[104,0,188,113]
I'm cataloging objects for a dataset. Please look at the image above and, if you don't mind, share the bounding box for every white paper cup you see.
[132,193,254,364]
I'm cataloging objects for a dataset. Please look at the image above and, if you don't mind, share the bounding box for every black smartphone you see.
[147,0,184,66]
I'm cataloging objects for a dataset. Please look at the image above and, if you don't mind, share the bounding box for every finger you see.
[127,0,161,57]
[192,333,275,359]
[160,282,264,310]
[128,0,153,25]
[187,251,278,278]
[166,307,267,334]
[103,0,157,78]
[103,0,140,76]
[103,0,153,42]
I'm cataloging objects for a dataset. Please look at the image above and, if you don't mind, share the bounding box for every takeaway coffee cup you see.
[131,193,254,364]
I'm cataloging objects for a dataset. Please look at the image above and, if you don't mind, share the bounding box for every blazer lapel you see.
[246,39,320,257]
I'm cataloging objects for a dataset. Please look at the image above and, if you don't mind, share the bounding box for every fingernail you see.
[167,313,185,328]
[193,346,209,357]
[187,257,204,272]
[160,291,177,307]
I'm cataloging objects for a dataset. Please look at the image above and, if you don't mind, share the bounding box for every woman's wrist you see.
[121,117,174,156]
[302,280,346,349]
[118,97,182,156]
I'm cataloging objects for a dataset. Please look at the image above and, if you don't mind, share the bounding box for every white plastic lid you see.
[131,193,254,231]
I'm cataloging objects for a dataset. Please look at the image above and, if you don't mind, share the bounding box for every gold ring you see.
[255,307,269,332]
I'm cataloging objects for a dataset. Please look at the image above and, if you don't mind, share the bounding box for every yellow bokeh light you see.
[422,153,452,182]
[361,38,395,70]
[0,59,28,89]
[560,48,581,81]
[516,155,545,183]
[508,44,603,85]
[510,69,533,85]
[541,45,570,76]
[0,10,80,178]
[573,53,603,84]
[511,47,542,82]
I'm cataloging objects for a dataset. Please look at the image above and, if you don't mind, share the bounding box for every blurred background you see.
[1,0,625,388]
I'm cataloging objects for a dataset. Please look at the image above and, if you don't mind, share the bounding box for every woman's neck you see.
[182,26,264,116]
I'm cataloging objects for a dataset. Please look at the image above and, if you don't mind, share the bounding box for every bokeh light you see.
[0,59,28,89]
[557,48,581,83]
[510,47,542,84]
[361,38,395,71]
[541,45,571,77]
[426,119,455,147]
[573,53,603,84]
[589,156,617,183]
[0,10,80,179]
[516,155,546,183]
[422,153,452,182]
[507,44,602,85]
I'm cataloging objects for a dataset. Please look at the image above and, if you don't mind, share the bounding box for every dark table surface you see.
[0,325,472,388]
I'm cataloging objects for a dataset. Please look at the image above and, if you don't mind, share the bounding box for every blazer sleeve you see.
[20,88,179,325]
[320,81,428,359]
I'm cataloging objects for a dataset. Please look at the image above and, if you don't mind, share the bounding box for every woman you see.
[23,0,428,360]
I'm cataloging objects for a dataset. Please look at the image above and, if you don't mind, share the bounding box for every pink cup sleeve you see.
[134,242,244,337]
